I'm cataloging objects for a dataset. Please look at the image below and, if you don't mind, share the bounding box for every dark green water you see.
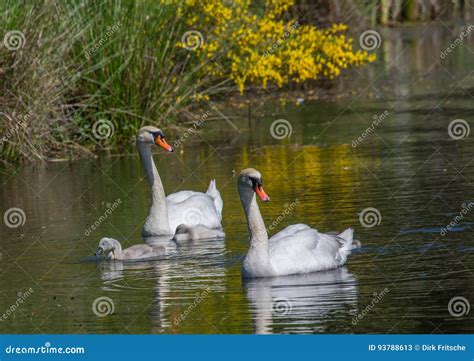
[1,26,473,334]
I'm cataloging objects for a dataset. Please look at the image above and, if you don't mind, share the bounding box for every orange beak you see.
[255,185,270,202]
[155,136,174,152]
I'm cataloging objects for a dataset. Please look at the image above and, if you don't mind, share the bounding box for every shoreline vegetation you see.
[0,0,471,166]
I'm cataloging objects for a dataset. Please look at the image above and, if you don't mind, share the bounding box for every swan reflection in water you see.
[149,235,227,331]
[97,235,227,332]
[243,267,358,334]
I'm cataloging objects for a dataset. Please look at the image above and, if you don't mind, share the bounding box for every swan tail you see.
[206,179,223,221]
[206,179,217,194]
[334,228,359,264]
[338,228,360,250]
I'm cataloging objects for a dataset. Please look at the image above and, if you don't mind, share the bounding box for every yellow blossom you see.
[162,0,375,94]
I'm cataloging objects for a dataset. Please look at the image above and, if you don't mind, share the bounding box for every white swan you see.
[136,126,223,237]
[95,237,165,261]
[238,168,360,278]
[172,224,226,242]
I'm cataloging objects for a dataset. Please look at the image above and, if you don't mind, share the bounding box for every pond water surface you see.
[1,26,473,334]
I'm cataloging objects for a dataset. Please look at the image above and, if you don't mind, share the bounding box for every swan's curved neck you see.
[239,184,269,249]
[111,239,123,259]
[137,142,172,234]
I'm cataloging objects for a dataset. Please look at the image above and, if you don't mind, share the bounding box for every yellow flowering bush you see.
[170,0,375,93]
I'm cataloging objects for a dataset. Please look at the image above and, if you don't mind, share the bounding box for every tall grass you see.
[0,0,229,164]
[1,0,382,165]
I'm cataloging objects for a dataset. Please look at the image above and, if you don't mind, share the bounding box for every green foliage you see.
[0,0,225,164]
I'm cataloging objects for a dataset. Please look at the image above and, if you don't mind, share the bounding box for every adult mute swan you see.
[95,237,165,261]
[137,126,223,237]
[238,168,360,278]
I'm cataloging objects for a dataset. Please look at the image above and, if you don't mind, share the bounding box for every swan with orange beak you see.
[136,126,224,238]
[238,168,360,278]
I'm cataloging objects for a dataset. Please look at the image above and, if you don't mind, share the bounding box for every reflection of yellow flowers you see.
[165,0,375,94]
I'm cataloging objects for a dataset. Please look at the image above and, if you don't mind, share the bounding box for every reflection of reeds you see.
[0,1,230,164]
[292,0,473,27]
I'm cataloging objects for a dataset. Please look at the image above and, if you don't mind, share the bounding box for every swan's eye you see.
[249,177,262,188]
[246,177,253,187]
[149,131,164,140]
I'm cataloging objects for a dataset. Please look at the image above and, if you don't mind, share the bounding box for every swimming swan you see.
[136,126,223,237]
[95,237,165,261]
[172,224,226,242]
[237,168,360,278]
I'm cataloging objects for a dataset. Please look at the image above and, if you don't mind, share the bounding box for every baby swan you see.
[172,224,225,242]
[95,237,165,261]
